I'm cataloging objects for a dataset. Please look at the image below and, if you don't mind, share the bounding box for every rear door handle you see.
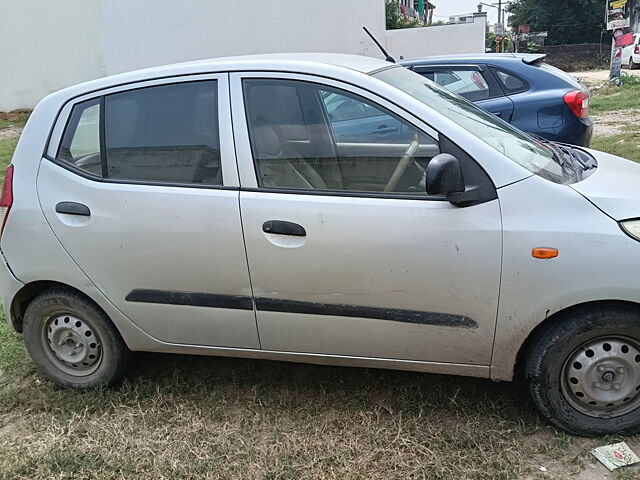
[262,220,306,236]
[55,202,91,216]
[492,111,503,117]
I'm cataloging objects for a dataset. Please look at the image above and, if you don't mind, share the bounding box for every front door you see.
[38,75,260,348]
[232,73,502,365]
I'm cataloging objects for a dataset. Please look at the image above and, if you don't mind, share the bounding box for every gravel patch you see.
[575,68,640,85]
[591,109,640,136]
[0,127,22,140]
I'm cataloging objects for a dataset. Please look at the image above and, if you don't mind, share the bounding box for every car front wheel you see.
[525,304,640,437]
[23,289,130,389]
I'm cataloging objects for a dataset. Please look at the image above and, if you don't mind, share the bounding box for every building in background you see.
[392,0,436,24]
[449,14,477,24]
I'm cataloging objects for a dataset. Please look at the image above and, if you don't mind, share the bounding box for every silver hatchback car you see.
[2,54,640,437]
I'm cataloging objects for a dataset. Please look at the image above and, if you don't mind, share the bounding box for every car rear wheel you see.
[631,59,637,70]
[525,304,640,437]
[23,289,130,389]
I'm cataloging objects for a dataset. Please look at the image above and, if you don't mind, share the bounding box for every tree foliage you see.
[507,0,607,45]
[385,1,420,29]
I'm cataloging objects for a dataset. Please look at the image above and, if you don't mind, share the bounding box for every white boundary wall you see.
[386,16,486,61]
[0,1,485,111]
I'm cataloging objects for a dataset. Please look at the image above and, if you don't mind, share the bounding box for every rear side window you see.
[58,99,102,176]
[57,80,222,185]
[492,68,527,94]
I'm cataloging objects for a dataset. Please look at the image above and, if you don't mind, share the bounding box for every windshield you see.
[373,66,566,183]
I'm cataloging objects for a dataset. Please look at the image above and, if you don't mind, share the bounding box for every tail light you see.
[635,44,639,54]
[564,90,590,119]
[0,165,14,236]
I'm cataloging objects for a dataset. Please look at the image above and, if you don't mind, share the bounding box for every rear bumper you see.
[0,249,24,331]
[560,117,593,147]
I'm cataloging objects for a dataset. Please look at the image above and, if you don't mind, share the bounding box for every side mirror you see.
[426,154,465,196]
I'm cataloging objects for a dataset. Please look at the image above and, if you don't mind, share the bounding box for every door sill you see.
[135,342,490,379]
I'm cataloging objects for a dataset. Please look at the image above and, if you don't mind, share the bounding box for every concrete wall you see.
[97,0,385,76]
[0,1,105,111]
[0,1,485,111]
[385,15,487,60]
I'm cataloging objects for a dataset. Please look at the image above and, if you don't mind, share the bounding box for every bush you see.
[385,1,421,30]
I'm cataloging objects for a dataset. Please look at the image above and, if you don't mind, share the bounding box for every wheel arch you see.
[512,300,640,383]
[11,281,112,334]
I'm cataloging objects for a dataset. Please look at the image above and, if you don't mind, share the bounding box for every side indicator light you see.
[532,247,558,259]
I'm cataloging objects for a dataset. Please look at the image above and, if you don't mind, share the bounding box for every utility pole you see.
[498,0,502,26]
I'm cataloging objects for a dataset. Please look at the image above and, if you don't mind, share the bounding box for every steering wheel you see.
[384,134,420,192]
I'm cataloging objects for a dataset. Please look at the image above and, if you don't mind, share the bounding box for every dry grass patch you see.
[1,326,639,479]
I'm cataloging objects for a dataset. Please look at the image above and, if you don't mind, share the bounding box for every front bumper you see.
[0,249,24,331]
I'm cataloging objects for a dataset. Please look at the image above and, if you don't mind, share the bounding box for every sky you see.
[429,0,509,26]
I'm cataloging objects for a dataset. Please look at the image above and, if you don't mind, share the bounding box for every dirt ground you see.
[575,68,640,84]
[0,127,22,140]
[591,109,640,136]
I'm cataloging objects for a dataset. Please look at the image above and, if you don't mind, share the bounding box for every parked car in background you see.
[622,34,640,69]
[3,54,640,438]
[401,53,593,147]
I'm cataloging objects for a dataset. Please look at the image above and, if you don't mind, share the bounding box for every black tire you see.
[525,304,640,437]
[631,59,637,70]
[23,289,130,389]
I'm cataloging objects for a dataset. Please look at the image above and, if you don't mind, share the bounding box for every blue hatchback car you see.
[400,53,593,147]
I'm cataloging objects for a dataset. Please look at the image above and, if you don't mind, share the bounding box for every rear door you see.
[231,72,503,366]
[413,64,515,122]
[37,74,260,348]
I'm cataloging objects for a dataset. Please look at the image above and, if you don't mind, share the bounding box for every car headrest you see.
[252,124,283,158]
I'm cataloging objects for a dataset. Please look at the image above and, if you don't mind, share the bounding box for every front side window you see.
[420,69,490,102]
[243,79,440,195]
[57,80,222,185]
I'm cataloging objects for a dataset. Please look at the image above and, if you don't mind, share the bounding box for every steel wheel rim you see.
[40,312,103,376]
[561,336,640,418]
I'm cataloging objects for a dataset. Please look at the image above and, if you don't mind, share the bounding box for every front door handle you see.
[55,202,91,216]
[374,125,399,134]
[262,220,306,237]
[492,111,503,117]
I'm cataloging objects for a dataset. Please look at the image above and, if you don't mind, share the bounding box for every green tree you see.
[385,1,420,29]
[507,0,607,45]
[386,1,403,29]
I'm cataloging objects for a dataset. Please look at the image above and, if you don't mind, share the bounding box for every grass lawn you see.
[1,114,639,479]
[590,78,640,163]
[0,111,30,130]
[0,137,19,171]
[592,130,640,163]
[589,75,640,116]
[0,317,627,480]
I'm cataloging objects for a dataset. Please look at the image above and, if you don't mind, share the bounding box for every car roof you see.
[46,53,392,103]
[402,53,546,66]
[177,53,391,74]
